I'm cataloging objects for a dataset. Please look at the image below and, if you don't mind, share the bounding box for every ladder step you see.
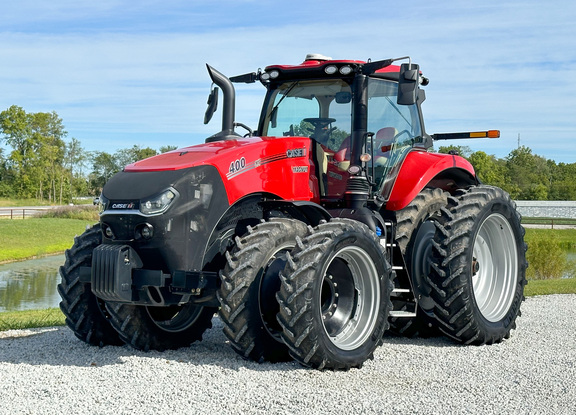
[392,266,403,270]
[389,310,417,318]
[392,288,411,293]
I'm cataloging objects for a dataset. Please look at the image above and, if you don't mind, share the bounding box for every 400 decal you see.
[229,157,246,174]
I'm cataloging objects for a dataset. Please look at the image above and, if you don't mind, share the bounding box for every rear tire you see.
[105,302,216,351]
[58,224,124,347]
[428,185,527,344]
[277,219,393,370]
[390,188,447,337]
[217,218,309,363]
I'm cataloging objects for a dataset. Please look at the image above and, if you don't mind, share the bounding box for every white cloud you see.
[1,0,575,162]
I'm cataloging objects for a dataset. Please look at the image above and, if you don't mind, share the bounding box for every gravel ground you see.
[1,295,575,415]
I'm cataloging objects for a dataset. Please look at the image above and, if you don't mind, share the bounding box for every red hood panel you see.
[124,136,316,205]
[125,138,264,172]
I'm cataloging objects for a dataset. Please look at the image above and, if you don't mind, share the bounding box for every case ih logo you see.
[286,148,306,158]
[111,202,136,209]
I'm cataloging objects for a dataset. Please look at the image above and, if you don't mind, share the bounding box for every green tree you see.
[467,151,507,188]
[159,145,178,153]
[89,151,119,194]
[29,111,67,202]
[0,105,33,196]
[0,106,67,201]
[505,146,550,200]
[115,145,157,168]
[548,161,576,200]
[65,137,88,201]
[437,145,473,158]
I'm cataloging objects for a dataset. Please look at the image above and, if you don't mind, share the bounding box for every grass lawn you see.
[0,308,65,331]
[0,218,95,263]
[524,278,576,296]
[0,198,51,207]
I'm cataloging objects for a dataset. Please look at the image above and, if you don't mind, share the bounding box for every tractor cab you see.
[230,54,429,208]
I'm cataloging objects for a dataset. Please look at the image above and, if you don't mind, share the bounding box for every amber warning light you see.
[432,130,500,140]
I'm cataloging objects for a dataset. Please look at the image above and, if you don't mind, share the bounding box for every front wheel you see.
[58,224,124,347]
[428,185,527,344]
[217,218,309,363]
[277,219,393,370]
[105,302,216,351]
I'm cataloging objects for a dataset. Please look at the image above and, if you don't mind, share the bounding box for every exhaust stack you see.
[205,65,240,142]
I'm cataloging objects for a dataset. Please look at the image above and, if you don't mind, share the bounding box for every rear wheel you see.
[105,302,216,351]
[390,188,447,337]
[428,185,527,344]
[217,218,309,363]
[277,219,392,370]
[58,224,124,347]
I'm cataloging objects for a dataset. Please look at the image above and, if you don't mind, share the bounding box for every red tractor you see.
[59,54,527,370]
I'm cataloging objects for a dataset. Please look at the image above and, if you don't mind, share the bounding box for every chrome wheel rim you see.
[320,246,381,350]
[472,213,518,322]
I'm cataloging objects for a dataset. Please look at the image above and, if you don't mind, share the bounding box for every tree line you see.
[1,105,575,203]
[0,106,175,202]
[438,144,576,200]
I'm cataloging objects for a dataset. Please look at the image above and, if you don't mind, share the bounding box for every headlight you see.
[139,189,177,215]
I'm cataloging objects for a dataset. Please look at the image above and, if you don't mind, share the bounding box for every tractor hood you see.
[107,135,315,205]
[124,137,261,173]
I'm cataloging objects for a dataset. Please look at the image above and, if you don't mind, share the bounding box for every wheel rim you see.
[472,213,518,322]
[320,246,381,350]
[146,304,204,332]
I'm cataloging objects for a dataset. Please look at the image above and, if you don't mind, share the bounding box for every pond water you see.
[0,255,64,312]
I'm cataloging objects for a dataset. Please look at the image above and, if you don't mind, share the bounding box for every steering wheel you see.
[302,118,336,130]
[302,118,337,145]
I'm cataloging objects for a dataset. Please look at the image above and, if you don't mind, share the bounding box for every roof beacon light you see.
[305,53,332,61]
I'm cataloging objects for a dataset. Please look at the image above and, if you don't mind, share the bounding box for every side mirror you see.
[397,63,419,105]
[204,86,219,124]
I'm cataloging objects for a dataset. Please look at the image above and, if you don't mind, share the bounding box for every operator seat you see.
[373,127,396,166]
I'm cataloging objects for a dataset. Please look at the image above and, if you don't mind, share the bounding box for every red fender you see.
[386,150,476,211]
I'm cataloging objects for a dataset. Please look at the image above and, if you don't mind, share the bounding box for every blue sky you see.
[1,0,575,163]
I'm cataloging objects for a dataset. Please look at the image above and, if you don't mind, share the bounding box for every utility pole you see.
[517,133,520,148]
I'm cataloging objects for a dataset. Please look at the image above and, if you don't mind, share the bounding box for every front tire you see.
[105,302,216,351]
[58,224,124,347]
[277,219,393,370]
[217,218,309,363]
[428,185,527,344]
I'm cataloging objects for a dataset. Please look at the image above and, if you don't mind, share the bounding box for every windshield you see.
[261,80,353,199]
[261,79,352,153]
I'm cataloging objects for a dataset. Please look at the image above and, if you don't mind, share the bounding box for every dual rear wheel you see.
[392,185,527,344]
[218,218,393,370]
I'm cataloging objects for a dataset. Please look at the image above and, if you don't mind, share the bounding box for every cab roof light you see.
[325,65,338,75]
